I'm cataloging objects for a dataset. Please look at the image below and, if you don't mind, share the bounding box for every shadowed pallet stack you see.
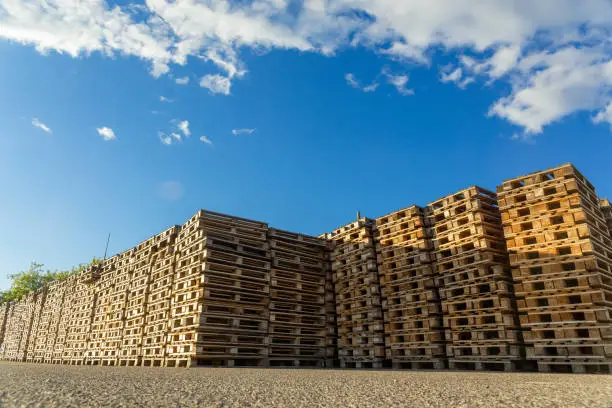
[498,164,612,373]
[25,288,47,363]
[268,228,331,367]
[427,187,523,371]
[326,219,386,368]
[375,206,446,369]
[0,302,8,347]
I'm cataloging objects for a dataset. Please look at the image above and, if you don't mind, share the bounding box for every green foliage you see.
[0,257,101,304]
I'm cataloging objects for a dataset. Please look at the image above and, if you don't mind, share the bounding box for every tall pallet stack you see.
[119,242,153,366]
[53,276,78,363]
[600,199,612,236]
[326,219,386,368]
[166,211,270,367]
[63,265,100,364]
[142,226,179,367]
[40,279,70,363]
[427,187,522,371]
[498,164,612,373]
[268,228,330,367]
[375,206,446,369]
[323,245,338,366]
[0,302,8,348]
[25,288,47,363]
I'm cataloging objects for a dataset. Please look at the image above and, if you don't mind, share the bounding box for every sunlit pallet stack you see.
[326,219,386,368]
[0,302,8,349]
[1,292,35,361]
[498,164,612,373]
[268,228,331,367]
[165,211,270,368]
[53,276,78,363]
[0,302,15,359]
[142,226,179,367]
[600,199,612,236]
[118,241,153,366]
[63,265,100,365]
[39,279,71,364]
[427,187,523,371]
[25,288,47,363]
[375,206,446,369]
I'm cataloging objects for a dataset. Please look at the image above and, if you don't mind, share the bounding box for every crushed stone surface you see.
[0,362,610,408]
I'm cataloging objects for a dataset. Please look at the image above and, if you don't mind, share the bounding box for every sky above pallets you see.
[1,0,612,289]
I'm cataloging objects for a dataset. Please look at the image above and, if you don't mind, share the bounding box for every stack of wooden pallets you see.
[142,226,179,367]
[39,279,70,364]
[427,187,522,371]
[54,276,77,364]
[25,288,47,363]
[375,206,446,369]
[326,218,386,368]
[498,164,612,373]
[0,302,16,359]
[1,292,36,361]
[268,228,330,367]
[600,199,612,235]
[166,211,270,368]
[63,265,100,365]
[119,242,153,366]
[0,302,8,350]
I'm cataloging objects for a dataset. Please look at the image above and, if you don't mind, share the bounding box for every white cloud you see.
[345,73,378,93]
[31,118,52,134]
[384,70,414,96]
[175,76,189,85]
[96,126,116,141]
[200,74,232,95]
[159,132,173,145]
[178,120,190,136]
[4,0,612,135]
[160,96,174,102]
[232,128,256,135]
[593,103,612,129]
[199,135,212,145]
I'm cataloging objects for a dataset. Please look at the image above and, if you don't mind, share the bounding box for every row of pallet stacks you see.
[166,210,271,367]
[326,218,386,368]
[268,228,332,367]
[498,164,612,373]
[375,206,446,369]
[426,187,523,371]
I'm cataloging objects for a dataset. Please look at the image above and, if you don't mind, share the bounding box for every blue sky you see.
[1,0,612,290]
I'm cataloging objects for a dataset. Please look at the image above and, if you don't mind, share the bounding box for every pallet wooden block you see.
[497,163,612,374]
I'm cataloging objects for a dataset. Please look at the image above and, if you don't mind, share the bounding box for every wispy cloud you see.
[345,73,379,93]
[96,126,116,141]
[160,96,174,103]
[158,180,184,201]
[200,74,232,95]
[383,69,414,96]
[31,118,52,134]
[159,119,192,145]
[175,76,189,85]
[178,120,190,136]
[232,128,256,135]
[199,135,212,145]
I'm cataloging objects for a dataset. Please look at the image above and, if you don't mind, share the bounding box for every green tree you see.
[0,257,102,303]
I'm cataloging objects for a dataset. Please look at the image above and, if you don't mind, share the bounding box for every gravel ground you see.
[0,362,610,408]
